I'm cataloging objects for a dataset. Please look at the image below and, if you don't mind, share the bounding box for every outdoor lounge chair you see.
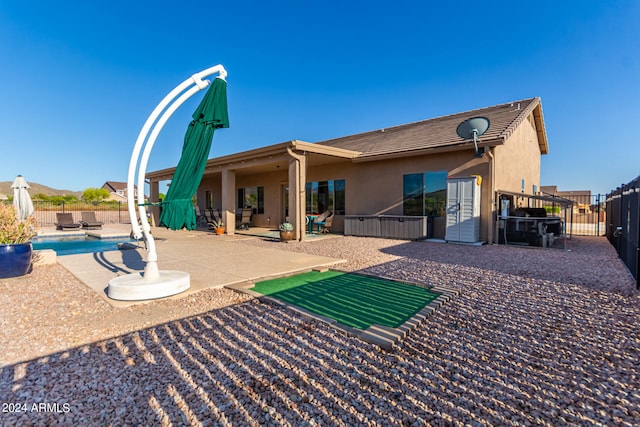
[314,211,334,233]
[55,213,81,230]
[80,211,104,230]
[237,208,252,230]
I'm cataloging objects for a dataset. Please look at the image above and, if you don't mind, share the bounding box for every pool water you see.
[32,236,137,256]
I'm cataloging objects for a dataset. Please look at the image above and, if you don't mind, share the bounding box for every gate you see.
[606,177,640,288]
[566,194,607,236]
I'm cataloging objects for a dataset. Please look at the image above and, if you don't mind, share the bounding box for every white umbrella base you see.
[108,270,190,301]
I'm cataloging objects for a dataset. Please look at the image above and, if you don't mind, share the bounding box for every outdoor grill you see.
[504,207,562,247]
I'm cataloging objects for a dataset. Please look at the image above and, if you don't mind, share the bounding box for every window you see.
[237,186,264,214]
[205,191,213,209]
[424,171,447,217]
[403,171,447,216]
[305,179,345,215]
[403,173,423,216]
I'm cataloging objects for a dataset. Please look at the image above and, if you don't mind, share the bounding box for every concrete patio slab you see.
[56,227,344,308]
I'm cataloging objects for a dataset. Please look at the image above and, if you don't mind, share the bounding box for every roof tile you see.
[317,97,542,157]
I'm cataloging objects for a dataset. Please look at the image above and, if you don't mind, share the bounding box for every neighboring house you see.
[101,181,139,202]
[541,186,594,214]
[147,97,549,243]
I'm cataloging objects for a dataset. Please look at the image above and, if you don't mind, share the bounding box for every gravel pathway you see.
[1,235,638,426]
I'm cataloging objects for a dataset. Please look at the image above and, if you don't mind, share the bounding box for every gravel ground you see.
[1,235,638,426]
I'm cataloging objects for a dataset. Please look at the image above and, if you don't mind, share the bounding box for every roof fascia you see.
[146,141,295,180]
[532,103,549,154]
[499,98,548,155]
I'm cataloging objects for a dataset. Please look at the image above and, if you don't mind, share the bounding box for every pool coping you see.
[37,229,132,239]
[32,230,138,258]
[225,268,459,350]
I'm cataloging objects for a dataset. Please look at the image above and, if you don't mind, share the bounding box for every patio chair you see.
[212,208,222,223]
[194,206,205,225]
[55,213,81,230]
[80,211,104,230]
[312,211,328,233]
[314,211,334,233]
[204,209,215,228]
[237,208,252,230]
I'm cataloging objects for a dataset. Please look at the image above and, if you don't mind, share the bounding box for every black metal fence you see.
[28,201,131,226]
[606,176,640,288]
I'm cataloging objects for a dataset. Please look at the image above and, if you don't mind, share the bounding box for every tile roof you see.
[316,97,546,159]
[103,181,137,191]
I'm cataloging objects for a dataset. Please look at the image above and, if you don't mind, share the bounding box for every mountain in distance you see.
[0,181,83,199]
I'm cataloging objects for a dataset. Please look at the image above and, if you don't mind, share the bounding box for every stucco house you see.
[147,97,548,244]
[101,181,140,202]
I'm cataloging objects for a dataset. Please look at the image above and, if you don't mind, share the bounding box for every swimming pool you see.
[32,235,137,256]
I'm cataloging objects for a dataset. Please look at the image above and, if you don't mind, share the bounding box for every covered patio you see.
[146,140,359,241]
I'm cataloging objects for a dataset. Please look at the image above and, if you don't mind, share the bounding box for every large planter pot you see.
[279,230,295,241]
[0,243,33,278]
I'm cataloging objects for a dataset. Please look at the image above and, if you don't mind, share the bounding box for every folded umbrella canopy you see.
[11,175,34,221]
[160,77,229,230]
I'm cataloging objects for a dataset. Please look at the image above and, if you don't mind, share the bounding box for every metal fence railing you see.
[538,193,607,237]
[568,194,606,237]
[606,176,640,288]
[26,201,131,227]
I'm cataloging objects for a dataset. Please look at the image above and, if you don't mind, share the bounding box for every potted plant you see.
[212,219,225,235]
[0,204,37,278]
[279,221,294,241]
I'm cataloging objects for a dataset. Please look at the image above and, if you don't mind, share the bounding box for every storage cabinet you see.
[344,216,380,237]
[380,216,429,239]
[344,215,430,240]
[445,177,481,243]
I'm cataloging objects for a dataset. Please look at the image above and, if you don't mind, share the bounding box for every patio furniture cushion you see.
[80,211,103,230]
[55,213,81,230]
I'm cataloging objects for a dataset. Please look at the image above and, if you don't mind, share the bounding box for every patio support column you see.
[149,180,160,227]
[221,169,236,235]
[287,147,306,241]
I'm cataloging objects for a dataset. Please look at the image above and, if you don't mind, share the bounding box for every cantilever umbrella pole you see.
[127,64,227,239]
[126,65,227,280]
[136,84,203,277]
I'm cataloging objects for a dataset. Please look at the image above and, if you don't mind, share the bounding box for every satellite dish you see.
[456,116,490,157]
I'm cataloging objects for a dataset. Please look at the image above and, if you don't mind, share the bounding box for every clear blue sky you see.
[1,1,638,196]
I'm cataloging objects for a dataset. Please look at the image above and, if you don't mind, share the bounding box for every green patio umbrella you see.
[160,77,229,230]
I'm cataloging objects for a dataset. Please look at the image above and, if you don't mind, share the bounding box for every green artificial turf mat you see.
[252,271,440,330]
